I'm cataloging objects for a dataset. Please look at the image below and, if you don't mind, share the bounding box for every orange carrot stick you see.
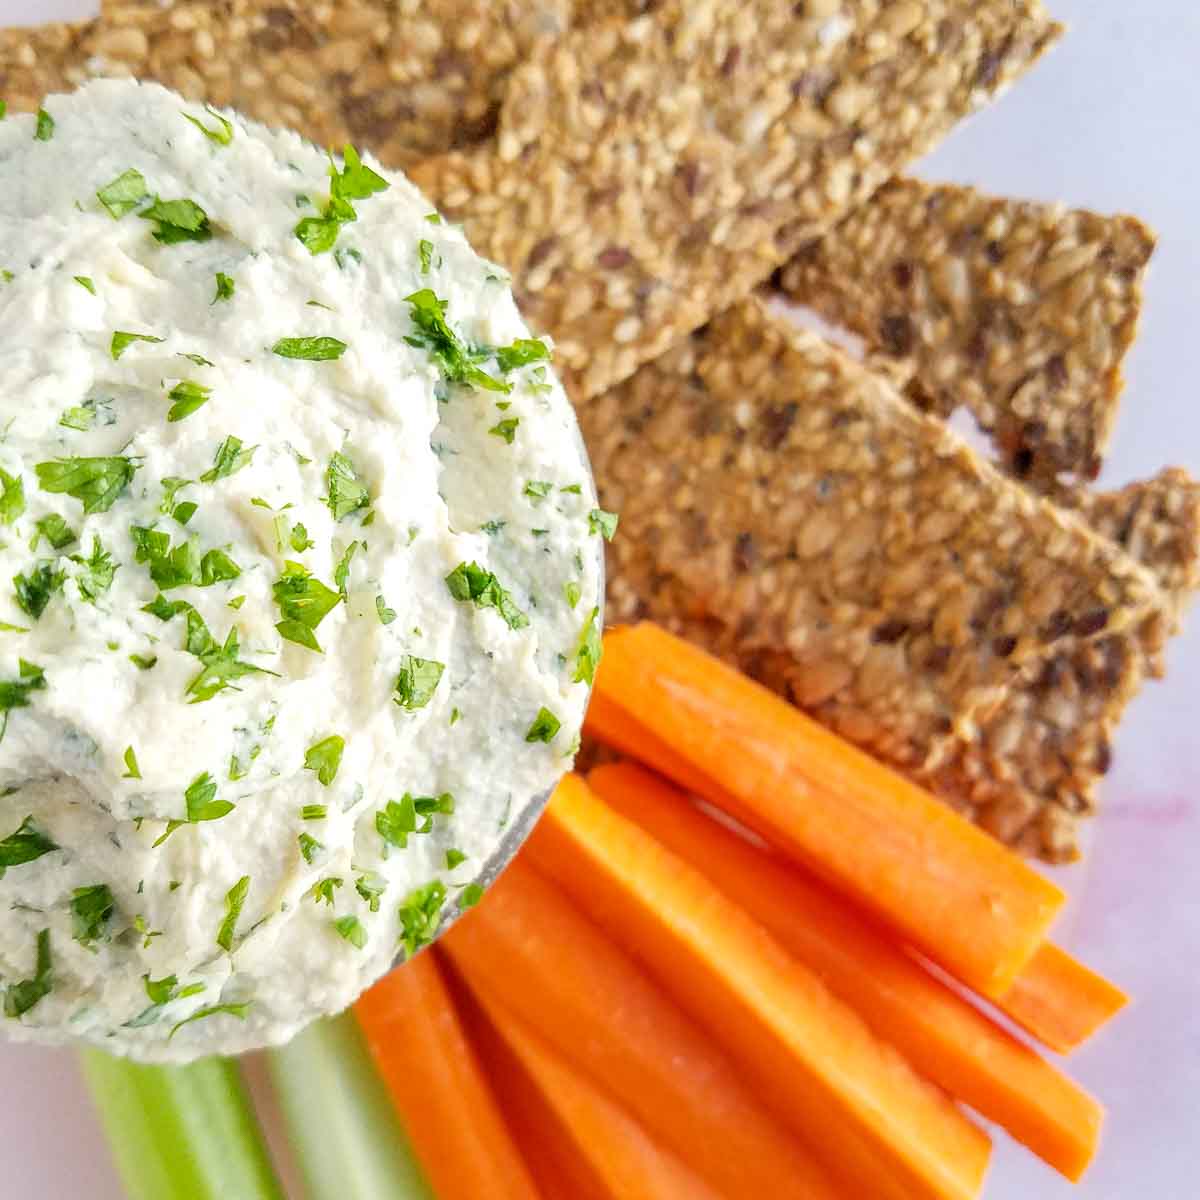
[529,773,992,1200]
[451,960,724,1200]
[589,623,1064,995]
[589,761,1104,1182]
[441,856,839,1199]
[354,952,540,1200]
[997,942,1130,1055]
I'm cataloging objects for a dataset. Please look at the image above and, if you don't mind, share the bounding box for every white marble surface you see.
[1,1,1197,1196]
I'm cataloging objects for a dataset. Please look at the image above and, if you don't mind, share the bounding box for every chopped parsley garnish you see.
[129,653,157,671]
[294,145,388,254]
[325,452,370,520]
[272,336,347,361]
[212,271,235,302]
[59,406,94,432]
[393,655,444,711]
[333,145,389,200]
[303,735,345,786]
[424,212,441,224]
[488,417,520,444]
[169,1002,251,1041]
[35,456,138,514]
[525,706,561,743]
[34,109,54,142]
[376,791,454,851]
[14,560,64,620]
[96,168,149,219]
[74,275,96,295]
[397,881,446,958]
[444,561,528,630]
[71,885,115,947]
[0,814,57,874]
[572,606,602,685]
[459,882,485,909]
[0,661,46,744]
[418,239,435,273]
[445,848,467,870]
[200,436,256,483]
[216,874,250,951]
[298,832,324,864]
[185,771,234,823]
[403,289,510,393]
[449,707,462,726]
[355,872,386,912]
[496,338,551,372]
[33,514,74,549]
[71,537,118,603]
[111,330,164,360]
[523,480,553,502]
[333,915,367,949]
[160,476,194,521]
[182,609,275,703]
[139,196,212,244]
[375,595,397,625]
[301,804,327,821]
[126,972,208,1025]
[588,508,619,541]
[333,541,359,598]
[309,877,343,906]
[180,352,214,368]
[563,580,581,609]
[273,560,341,652]
[166,380,212,422]
[200,549,241,585]
[561,483,583,495]
[4,929,52,1018]
[0,468,24,524]
[183,105,234,146]
[123,746,142,778]
[290,523,314,552]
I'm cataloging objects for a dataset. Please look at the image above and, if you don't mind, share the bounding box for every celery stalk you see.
[80,1050,285,1200]
[267,1011,434,1200]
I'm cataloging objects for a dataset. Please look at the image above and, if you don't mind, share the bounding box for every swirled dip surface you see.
[0,80,603,1061]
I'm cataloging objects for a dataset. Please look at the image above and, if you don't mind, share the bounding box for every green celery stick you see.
[267,1011,435,1200]
[80,1051,285,1200]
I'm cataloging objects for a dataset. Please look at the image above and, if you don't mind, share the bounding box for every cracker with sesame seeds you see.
[584,297,1175,860]
[410,0,1062,400]
[777,178,1156,486]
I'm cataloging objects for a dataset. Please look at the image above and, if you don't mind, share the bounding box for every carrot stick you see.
[441,855,839,1199]
[589,761,1104,1182]
[588,623,1064,995]
[449,957,724,1200]
[996,942,1130,1055]
[354,952,540,1200]
[529,774,992,1200]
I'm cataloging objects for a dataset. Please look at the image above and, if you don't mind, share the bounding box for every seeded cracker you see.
[778,177,1156,485]
[586,298,1171,858]
[410,0,1062,400]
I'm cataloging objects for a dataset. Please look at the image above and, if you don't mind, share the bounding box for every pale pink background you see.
[1,1,1197,1196]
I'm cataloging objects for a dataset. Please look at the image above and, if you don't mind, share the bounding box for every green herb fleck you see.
[445,561,528,630]
[183,611,275,703]
[14,561,64,620]
[111,330,164,360]
[200,548,241,586]
[71,537,117,603]
[333,541,359,599]
[445,848,467,870]
[403,289,510,393]
[185,771,234,824]
[418,239,434,273]
[200,436,256,483]
[564,580,581,609]
[394,655,444,711]
[34,109,54,142]
[397,881,446,958]
[375,595,396,625]
[183,105,234,146]
[0,468,24,524]
[523,480,552,502]
[123,746,142,778]
[32,514,74,550]
[71,885,115,947]
[333,915,367,949]
[59,406,94,432]
[459,883,485,910]
[325,452,370,520]
[572,606,602,685]
[139,196,212,245]
[561,483,583,495]
[355,872,386,913]
[273,336,347,361]
[0,814,57,874]
[289,523,314,552]
[525,707,561,743]
[309,877,343,906]
[129,653,157,671]
[166,380,211,422]
[588,508,619,541]
[273,560,341,652]
[488,417,519,444]
[304,735,345,786]
[216,875,250,951]
[74,275,96,295]
[298,832,324,864]
[35,456,138,514]
[301,804,327,821]
[169,1002,250,1041]
[0,662,47,745]
[213,271,235,303]
[4,929,52,1018]
[96,169,148,219]
[496,338,551,372]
